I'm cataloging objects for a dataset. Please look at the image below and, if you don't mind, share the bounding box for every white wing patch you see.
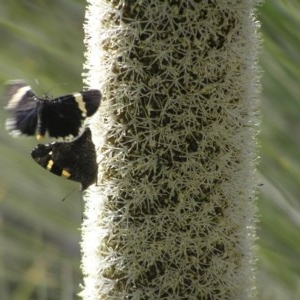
[73,92,87,117]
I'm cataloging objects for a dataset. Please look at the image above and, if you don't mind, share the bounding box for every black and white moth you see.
[4,80,101,140]
[31,127,97,191]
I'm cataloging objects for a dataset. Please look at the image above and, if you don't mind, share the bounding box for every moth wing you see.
[4,80,38,136]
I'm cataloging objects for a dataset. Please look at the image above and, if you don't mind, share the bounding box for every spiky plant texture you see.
[81,1,261,299]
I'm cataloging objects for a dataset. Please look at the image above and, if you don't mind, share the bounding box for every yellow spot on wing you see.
[47,160,54,171]
[62,169,71,178]
[37,134,44,140]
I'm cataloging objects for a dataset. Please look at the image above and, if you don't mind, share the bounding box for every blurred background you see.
[0,0,300,299]
[0,1,85,299]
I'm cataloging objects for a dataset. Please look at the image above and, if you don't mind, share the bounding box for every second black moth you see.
[4,80,101,140]
[31,127,97,191]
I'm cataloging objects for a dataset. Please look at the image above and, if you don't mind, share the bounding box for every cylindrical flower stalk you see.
[81,1,261,299]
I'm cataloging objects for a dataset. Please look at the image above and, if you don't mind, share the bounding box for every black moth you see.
[31,127,97,191]
[4,79,101,140]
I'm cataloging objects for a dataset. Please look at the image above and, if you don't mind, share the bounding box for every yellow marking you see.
[73,93,87,117]
[47,160,54,171]
[62,169,71,178]
[37,134,44,140]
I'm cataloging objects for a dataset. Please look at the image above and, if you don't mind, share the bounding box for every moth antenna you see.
[46,82,68,95]
[34,78,46,95]
[61,187,77,202]
[34,78,68,98]
[62,187,84,221]
[34,78,51,100]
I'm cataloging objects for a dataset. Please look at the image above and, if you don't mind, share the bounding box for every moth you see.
[31,127,97,191]
[4,79,101,140]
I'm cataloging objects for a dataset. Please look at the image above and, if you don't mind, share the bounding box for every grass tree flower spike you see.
[81,1,261,299]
